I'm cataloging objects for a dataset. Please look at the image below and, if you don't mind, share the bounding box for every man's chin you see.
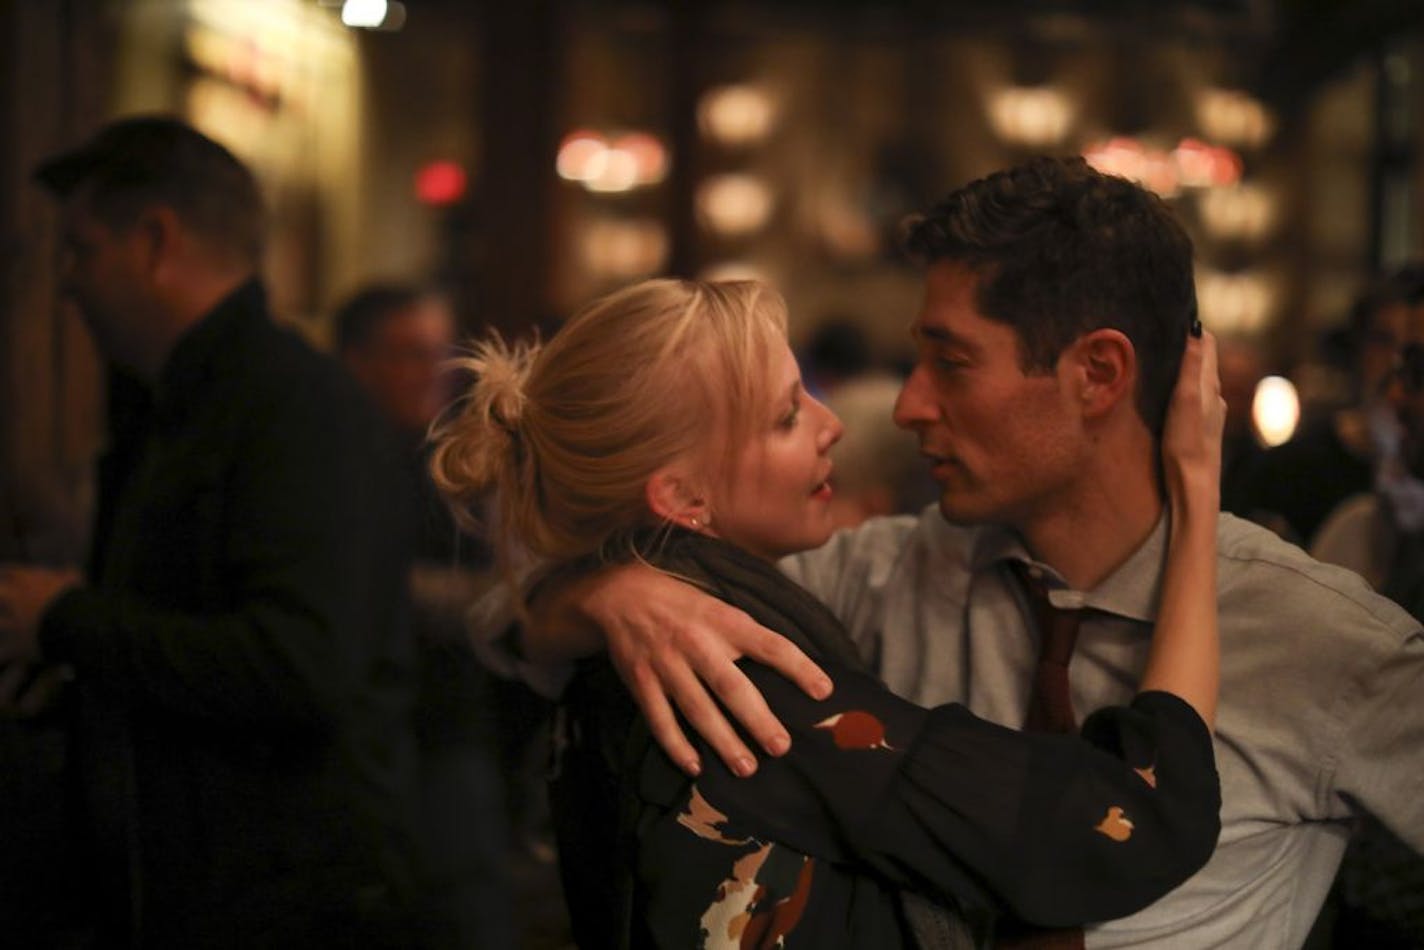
[936,494,991,527]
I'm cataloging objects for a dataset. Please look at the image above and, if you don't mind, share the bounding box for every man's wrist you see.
[36,585,88,664]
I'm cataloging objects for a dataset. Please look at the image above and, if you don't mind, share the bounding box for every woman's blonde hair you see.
[429,278,788,568]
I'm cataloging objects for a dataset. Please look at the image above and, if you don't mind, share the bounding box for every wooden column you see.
[0,0,117,564]
[467,0,563,338]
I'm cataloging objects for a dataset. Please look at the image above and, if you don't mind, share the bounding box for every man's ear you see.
[1068,328,1137,419]
[645,465,710,529]
[134,205,183,282]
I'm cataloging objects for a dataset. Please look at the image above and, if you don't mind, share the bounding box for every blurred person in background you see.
[0,116,422,948]
[1242,265,1424,546]
[1214,337,1269,519]
[1306,272,1424,950]
[823,374,937,530]
[334,285,513,950]
[799,317,874,399]
[1310,265,1424,603]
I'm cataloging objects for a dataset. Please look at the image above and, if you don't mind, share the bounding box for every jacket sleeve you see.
[645,659,1220,927]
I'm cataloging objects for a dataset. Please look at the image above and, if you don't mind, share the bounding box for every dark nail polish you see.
[1189,317,1203,338]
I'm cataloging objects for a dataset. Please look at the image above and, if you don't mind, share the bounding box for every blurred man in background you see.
[335,284,514,950]
[0,116,421,948]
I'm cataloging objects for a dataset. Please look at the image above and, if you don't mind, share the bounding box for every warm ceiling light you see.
[698,85,776,146]
[556,131,606,182]
[697,175,774,236]
[1197,269,1276,334]
[1252,376,1300,447]
[582,219,668,278]
[1199,184,1276,241]
[988,86,1074,147]
[1196,89,1276,149]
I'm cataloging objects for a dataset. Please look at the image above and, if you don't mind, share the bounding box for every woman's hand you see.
[1140,329,1224,729]
[555,563,832,776]
[1161,331,1226,508]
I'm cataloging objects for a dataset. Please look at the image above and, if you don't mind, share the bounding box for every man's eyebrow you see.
[912,323,977,351]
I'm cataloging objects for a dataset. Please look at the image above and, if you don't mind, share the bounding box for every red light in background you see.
[415,161,467,206]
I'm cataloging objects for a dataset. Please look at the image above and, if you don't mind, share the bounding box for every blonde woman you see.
[431,279,1222,949]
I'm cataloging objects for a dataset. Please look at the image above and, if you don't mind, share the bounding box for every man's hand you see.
[0,661,74,718]
[0,564,81,665]
[575,563,833,778]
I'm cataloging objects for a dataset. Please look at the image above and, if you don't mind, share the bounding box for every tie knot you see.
[1006,560,1082,734]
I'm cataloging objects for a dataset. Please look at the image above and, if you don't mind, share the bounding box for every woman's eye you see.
[778,406,800,429]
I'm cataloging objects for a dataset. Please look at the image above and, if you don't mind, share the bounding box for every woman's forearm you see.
[1138,466,1219,730]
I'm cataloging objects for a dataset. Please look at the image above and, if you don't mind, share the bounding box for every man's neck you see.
[1015,456,1164,592]
[138,270,252,382]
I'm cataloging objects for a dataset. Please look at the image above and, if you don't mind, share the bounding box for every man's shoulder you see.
[229,310,354,403]
[212,308,382,436]
[1216,513,1420,645]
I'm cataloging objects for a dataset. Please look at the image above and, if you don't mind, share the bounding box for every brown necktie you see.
[995,561,1086,950]
[1013,561,1083,734]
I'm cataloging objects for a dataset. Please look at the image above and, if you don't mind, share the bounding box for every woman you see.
[431,279,1222,948]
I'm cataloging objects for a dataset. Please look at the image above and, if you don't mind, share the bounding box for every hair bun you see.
[477,344,531,440]
[427,332,541,526]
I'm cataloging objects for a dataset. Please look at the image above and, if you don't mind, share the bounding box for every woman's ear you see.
[1069,328,1137,419]
[646,466,710,530]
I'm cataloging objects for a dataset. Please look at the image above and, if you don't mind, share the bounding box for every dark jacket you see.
[39,281,421,949]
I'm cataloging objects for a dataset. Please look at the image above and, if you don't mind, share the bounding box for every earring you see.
[689,517,700,530]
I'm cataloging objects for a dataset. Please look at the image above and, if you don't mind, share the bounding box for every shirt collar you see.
[966,515,1168,622]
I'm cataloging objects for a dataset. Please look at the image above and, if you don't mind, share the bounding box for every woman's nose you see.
[812,397,843,452]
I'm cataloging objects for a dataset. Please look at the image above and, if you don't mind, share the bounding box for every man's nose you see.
[893,364,936,430]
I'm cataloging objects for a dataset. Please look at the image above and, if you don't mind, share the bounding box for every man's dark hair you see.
[332,284,426,354]
[903,156,1197,436]
[34,115,265,267]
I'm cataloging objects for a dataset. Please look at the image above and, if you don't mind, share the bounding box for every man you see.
[0,117,421,948]
[333,284,516,950]
[336,284,462,437]
[512,157,1424,947]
